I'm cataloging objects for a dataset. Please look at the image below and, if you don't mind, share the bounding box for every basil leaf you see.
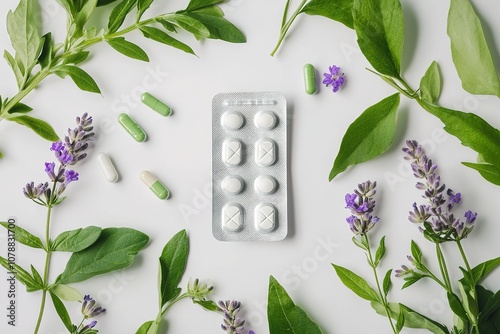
[8,115,59,141]
[383,269,392,297]
[159,230,188,306]
[38,33,53,68]
[353,0,404,79]
[186,0,225,12]
[419,100,500,173]
[50,292,73,332]
[186,13,246,43]
[54,65,101,94]
[63,51,90,65]
[4,50,24,88]
[135,320,155,334]
[0,256,43,292]
[329,93,400,181]
[50,284,83,302]
[332,264,379,302]
[166,14,210,38]
[56,227,149,284]
[51,226,102,252]
[268,276,323,334]
[107,37,149,61]
[448,0,500,96]
[371,302,449,333]
[107,0,138,34]
[301,0,354,29]
[462,162,500,185]
[139,26,195,55]
[6,0,43,80]
[420,61,442,103]
[137,0,154,22]
[374,236,386,267]
[0,222,43,249]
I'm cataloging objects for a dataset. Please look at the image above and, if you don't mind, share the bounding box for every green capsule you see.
[118,113,147,142]
[140,171,170,200]
[303,64,317,95]
[141,92,172,117]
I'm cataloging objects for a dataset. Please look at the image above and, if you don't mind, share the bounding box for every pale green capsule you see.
[118,113,147,142]
[304,64,317,95]
[140,171,170,200]
[141,92,172,117]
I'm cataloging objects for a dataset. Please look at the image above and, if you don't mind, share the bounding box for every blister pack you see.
[212,92,288,241]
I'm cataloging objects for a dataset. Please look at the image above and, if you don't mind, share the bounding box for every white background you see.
[1,0,500,333]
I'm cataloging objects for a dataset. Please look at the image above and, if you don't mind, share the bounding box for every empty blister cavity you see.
[222,111,244,130]
[223,139,243,166]
[222,204,244,232]
[254,175,277,195]
[255,203,276,233]
[254,110,277,130]
[255,139,276,166]
[222,176,244,195]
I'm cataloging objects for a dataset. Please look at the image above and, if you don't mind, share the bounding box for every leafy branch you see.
[0,0,245,157]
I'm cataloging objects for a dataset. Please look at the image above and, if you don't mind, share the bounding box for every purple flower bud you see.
[64,169,79,185]
[23,182,49,200]
[322,65,345,93]
[81,295,105,319]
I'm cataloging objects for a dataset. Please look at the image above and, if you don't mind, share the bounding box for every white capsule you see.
[97,152,119,183]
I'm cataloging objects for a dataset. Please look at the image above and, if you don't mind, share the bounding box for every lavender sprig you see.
[75,295,105,334]
[345,181,379,235]
[218,300,246,334]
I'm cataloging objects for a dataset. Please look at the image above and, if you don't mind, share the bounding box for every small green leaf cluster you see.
[0,0,246,157]
[272,0,500,186]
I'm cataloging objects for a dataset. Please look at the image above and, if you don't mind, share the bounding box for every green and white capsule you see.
[303,63,317,95]
[140,171,170,200]
[118,113,147,142]
[141,92,172,117]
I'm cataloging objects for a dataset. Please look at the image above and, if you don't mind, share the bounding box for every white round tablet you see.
[222,176,244,195]
[221,111,244,130]
[254,110,277,130]
[254,175,277,194]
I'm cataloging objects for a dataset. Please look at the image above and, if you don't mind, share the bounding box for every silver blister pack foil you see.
[212,92,288,241]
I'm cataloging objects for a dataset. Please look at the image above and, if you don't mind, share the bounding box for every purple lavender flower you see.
[218,300,245,334]
[64,170,79,184]
[81,295,106,319]
[76,320,97,334]
[403,140,477,241]
[322,65,345,92]
[344,181,379,235]
[23,182,48,200]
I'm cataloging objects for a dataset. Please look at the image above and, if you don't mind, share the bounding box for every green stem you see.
[419,263,448,290]
[270,0,307,56]
[364,235,398,334]
[33,182,56,334]
[435,243,452,293]
[456,240,480,334]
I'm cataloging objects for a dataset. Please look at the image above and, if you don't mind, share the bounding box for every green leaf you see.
[402,272,425,289]
[30,265,43,287]
[38,32,53,68]
[159,230,189,306]
[156,19,177,32]
[383,269,392,297]
[192,5,224,17]
[301,0,354,29]
[469,257,500,285]
[352,236,368,250]
[139,26,195,55]
[107,0,138,34]
[49,284,83,302]
[165,14,210,38]
[478,285,500,322]
[448,292,469,322]
[7,102,32,114]
[458,282,478,321]
[51,226,102,252]
[0,256,43,292]
[6,0,43,81]
[54,65,101,94]
[420,61,442,103]
[332,263,379,302]
[137,0,154,22]
[4,50,24,88]
[374,236,386,267]
[98,0,119,6]
[193,299,218,311]
[0,222,43,249]
[462,162,500,185]
[419,100,500,178]
[396,310,405,333]
[49,292,73,332]
[186,0,225,11]
[186,13,246,43]
[352,0,404,78]
[410,240,422,264]
[447,0,500,96]
[135,320,155,334]
[329,93,400,180]
[63,51,90,65]
[268,276,324,334]
[8,115,59,141]
[55,0,75,17]
[75,0,97,30]
[371,302,449,333]
[56,227,149,284]
[107,37,149,61]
